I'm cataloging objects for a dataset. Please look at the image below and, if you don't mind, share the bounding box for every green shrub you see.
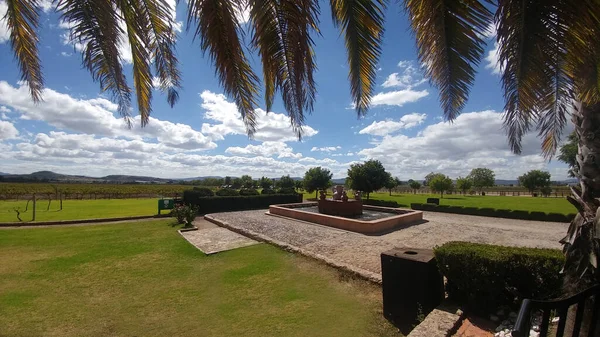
[170,205,198,227]
[434,242,564,313]
[216,188,239,196]
[182,191,302,214]
[547,212,569,223]
[277,187,297,194]
[529,211,547,221]
[239,188,259,196]
[261,188,276,195]
[476,207,496,217]
[462,207,479,215]
[495,209,513,218]
[191,187,214,197]
[363,199,400,208]
[510,210,530,220]
[446,206,465,214]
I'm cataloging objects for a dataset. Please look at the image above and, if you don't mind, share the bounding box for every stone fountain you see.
[317,185,363,217]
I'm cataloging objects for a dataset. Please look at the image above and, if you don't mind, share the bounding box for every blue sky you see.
[0,1,570,180]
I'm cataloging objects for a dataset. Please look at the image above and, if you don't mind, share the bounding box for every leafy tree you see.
[467,168,495,194]
[558,132,578,178]
[224,176,232,186]
[303,167,333,199]
[347,160,390,200]
[518,170,552,195]
[423,172,436,186]
[408,179,421,194]
[276,175,296,189]
[384,174,397,196]
[231,178,242,190]
[258,176,273,190]
[239,175,254,189]
[455,177,473,195]
[429,174,453,198]
[294,180,303,191]
[394,177,403,187]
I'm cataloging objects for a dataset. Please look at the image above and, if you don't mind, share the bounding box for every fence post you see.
[60,192,63,210]
[32,194,36,221]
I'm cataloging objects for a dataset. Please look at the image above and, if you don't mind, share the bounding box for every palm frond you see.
[404,0,492,121]
[496,0,575,154]
[330,0,386,116]
[116,0,153,126]
[57,0,132,123]
[141,0,182,108]
[565,0,600,106]
[5,0,44,101]
[249,0,319,137]
[187,0,260,135]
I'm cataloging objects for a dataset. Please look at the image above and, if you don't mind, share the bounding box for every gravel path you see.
[207,210,569,280]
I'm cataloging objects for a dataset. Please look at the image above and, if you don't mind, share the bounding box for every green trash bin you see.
[158,198,174,215]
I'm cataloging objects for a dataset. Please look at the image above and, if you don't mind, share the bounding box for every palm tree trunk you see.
[561,102,600,337]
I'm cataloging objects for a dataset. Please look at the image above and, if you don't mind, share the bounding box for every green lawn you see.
[0,219,396,337]
[0,198,156,222]
[304,191,576,215]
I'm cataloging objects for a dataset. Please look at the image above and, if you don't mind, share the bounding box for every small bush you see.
[261,188,276,195]
[546,212,569,223]
[216,188,239,196]
[510,210,530,220]
[239,188,259,196]
[435,241,564,313]
[277,187,297,194]
[476,207,496,217]
[495,209,513,218]
[171,205,197,227]
[529,211,547,221]
[191,187,214,197]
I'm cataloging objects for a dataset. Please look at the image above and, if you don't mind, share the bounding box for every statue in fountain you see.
[319,190,327,200]
[341,191,349,202]
[354,191,362,201]
[332,185,344,200]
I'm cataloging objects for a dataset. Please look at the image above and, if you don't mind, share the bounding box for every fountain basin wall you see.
[318,199,363,217]
[269,202,423,235]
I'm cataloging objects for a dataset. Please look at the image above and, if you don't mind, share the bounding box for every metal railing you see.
[512,284,599,337]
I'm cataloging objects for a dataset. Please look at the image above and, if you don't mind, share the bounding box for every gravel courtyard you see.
[206,210,569,281]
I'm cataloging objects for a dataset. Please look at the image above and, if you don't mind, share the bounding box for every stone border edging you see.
[0,214,170,227]
[204,214,383,284]
[406,303,465,337]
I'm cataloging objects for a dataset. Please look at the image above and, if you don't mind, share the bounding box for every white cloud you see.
[60,51,72,57]
[0,121,19,139]
[370,89,429,107]
[0,81,217,151]
[0,1,9,43]
[311,146,341,152]
[359,113,427,136]
[1,112,8,120]
[199,90,318,142]
[485,42,503,75]
[382,60,427,89]
[357,110,553,180]
[0,106,10,113]
[226,141,302,159]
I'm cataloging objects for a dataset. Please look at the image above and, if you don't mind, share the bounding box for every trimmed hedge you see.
[434,241,565,313]
[362,199,406,208]
[411,203,575,222]
[261,188,276,195]
[191,187,214,197]
[183,191,303,214]
[215,188,239,196]
[277,187,297,194]
[239,188,259,196]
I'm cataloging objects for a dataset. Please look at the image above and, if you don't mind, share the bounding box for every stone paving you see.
[180,218,260,255]
[206,210,568,281]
